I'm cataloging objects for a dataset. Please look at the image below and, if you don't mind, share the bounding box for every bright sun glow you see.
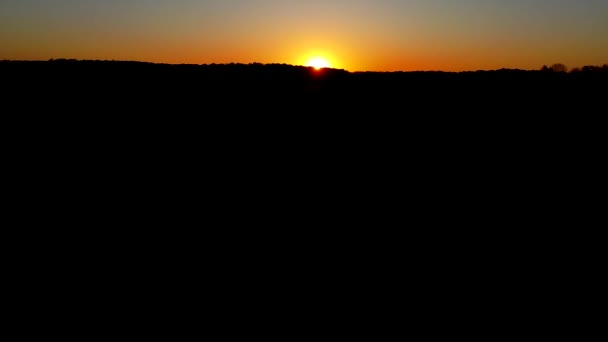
[305,57,332,70]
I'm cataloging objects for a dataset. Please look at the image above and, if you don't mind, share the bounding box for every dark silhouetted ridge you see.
[2,59,605,175]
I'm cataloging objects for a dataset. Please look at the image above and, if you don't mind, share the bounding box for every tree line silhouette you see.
[2,58,604,203]
[540,62,608,74]
[2,58,605,115]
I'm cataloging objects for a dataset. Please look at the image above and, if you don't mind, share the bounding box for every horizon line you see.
[2,58,607,74]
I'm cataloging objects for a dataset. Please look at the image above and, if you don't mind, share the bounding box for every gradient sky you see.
[1,0,607,71]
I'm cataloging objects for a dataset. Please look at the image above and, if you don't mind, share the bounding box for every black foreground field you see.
[3,60,602,338]
[3,59,605,143]
[2,59,605,187]
[3,59,606,111]
[3,60,604,307]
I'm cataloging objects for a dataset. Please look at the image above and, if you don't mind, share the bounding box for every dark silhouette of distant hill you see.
[2,59,604,276]
[2,59,605,121]
[2,58,604,162]
[2,59,606,99]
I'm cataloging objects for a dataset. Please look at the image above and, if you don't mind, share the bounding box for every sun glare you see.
[305,57,332,70]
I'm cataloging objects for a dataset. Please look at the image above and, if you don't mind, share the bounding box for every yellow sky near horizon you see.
[1,1,607,72]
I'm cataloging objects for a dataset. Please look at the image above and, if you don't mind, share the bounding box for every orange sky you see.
[1,0,607,72]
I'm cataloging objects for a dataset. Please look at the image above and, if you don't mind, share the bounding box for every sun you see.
[305,57,332,70]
